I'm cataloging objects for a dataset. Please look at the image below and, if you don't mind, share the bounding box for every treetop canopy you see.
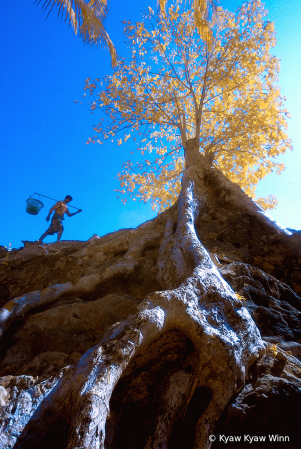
[84,0,292,212]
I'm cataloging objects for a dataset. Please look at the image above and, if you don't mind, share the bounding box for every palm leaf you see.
[36,0,117,66]
[158,0,219,44]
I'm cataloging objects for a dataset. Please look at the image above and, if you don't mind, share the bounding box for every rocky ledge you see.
[0,224,301,448]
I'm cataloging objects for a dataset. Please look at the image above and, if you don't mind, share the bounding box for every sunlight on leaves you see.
[85,0,292,212]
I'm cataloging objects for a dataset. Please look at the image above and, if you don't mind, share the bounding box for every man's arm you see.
[66,208,82,217]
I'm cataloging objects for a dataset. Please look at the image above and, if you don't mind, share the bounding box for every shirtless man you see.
[38,195,82,243]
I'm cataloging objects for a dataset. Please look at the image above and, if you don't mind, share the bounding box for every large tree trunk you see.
[1,140,301,448]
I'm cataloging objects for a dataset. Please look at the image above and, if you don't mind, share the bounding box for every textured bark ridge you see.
[1,143,301,448]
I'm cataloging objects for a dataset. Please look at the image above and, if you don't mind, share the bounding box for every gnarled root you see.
[12,304,166,448]
[1,163,265,449]
[143,369,193,449]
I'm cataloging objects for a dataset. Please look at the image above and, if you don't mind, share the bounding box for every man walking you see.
[38,195,82,243]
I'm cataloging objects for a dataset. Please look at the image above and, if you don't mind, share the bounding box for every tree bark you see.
[0,140,300,449]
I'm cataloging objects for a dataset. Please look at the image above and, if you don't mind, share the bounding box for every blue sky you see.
[1,0,300,249]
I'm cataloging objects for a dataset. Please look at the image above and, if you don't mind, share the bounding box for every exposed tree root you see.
[143,369,193,449]
[0,152,269,449]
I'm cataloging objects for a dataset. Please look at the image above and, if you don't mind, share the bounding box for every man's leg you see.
[57,230,63,241]
[38,231,49,244]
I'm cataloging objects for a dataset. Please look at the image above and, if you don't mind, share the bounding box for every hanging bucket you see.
[26,198,44,215]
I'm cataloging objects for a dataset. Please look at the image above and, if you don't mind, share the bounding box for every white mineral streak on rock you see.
[0,386,8,406]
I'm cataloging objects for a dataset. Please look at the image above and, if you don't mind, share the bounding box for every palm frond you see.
[35,0,117,67]
[158,0,219,39]
[157,0,167,15]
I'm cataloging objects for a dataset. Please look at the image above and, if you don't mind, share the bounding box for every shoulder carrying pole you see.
[32,192,81,210]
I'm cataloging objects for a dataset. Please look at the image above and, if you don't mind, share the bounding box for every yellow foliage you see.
[255,195,278,211]
[269,343,279,357]
[235,294,246,302]
[85,0,292,212]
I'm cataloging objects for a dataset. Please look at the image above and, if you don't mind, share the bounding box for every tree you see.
[0,1,299,448]
[85,0,291,212]
[36,0,117,66]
